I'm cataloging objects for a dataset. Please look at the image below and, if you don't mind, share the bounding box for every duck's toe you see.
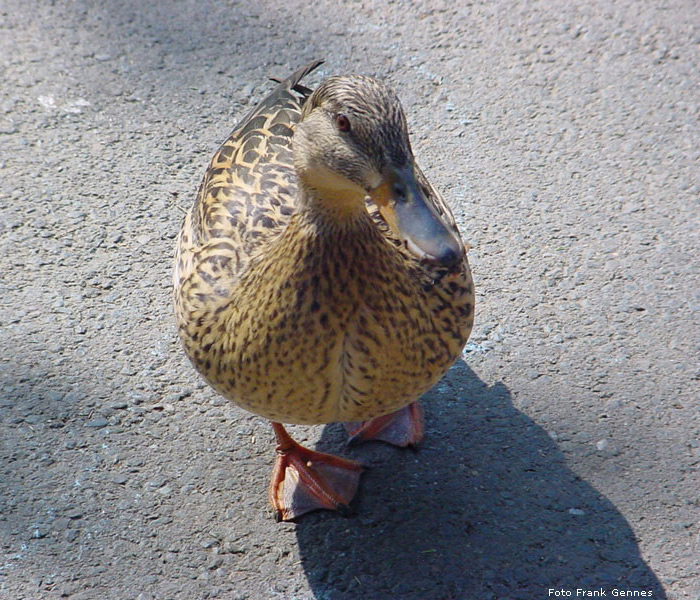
[269,423,365,521]
[344,401,424,448]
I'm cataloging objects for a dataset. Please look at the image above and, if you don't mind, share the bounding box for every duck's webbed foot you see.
[269,423,365,521]
[344,401,424,448]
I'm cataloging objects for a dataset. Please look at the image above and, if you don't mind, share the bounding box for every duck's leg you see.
[344,401,424,448]
[269,422,365,522]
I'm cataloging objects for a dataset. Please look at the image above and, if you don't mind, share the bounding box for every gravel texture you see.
[1,1,699,599]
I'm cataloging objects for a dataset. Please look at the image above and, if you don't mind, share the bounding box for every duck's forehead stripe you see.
[311,76,402,114]
[305,75,411,166]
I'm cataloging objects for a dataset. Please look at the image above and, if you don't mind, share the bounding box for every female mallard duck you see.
[173,60,474,521]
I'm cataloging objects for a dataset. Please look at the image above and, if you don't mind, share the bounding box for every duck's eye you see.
[335,113,351,132]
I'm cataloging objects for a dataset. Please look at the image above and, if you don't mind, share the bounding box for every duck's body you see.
[174,61,474,520]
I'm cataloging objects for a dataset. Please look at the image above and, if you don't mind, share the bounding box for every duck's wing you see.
[178,60,324,284]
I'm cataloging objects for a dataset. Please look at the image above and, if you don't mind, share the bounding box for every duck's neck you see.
[261,182,390,290]
[226,184,389,336]
[295,179,370,229]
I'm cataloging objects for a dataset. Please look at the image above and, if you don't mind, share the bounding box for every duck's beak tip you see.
[369,165,464,269]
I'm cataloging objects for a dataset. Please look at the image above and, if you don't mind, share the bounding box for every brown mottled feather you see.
[173,62,474,424]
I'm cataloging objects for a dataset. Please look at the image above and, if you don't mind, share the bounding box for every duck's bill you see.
[369,165,464,269]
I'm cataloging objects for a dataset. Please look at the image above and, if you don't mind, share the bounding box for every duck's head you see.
[293,75,464,269]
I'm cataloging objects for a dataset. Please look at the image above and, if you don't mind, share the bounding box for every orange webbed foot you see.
[344,401,424,448]
[269,423,365,521]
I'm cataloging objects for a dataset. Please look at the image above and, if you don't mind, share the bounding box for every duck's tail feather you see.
[269,59,324,98]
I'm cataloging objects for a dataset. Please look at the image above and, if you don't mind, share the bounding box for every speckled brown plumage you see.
[173,61,474,425]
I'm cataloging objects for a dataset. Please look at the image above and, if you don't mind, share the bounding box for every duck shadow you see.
[296,361,665,600]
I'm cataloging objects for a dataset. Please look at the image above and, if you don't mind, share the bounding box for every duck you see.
[173,60,474,521]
